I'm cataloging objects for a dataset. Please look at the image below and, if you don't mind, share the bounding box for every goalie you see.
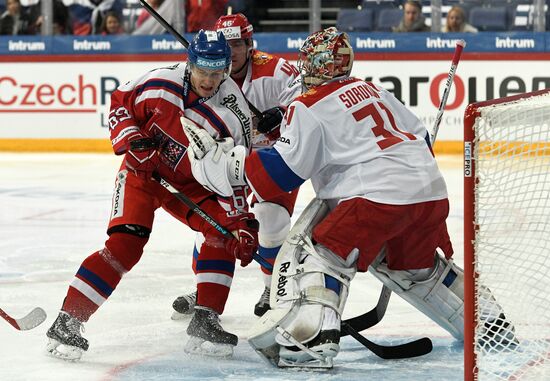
[182,27,516,368]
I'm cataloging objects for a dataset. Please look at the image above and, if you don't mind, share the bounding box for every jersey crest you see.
[252,51,274,65]
[151,123,187,170]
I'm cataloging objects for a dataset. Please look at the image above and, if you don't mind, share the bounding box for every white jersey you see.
[240,50,302,112]
[245,77,447,205]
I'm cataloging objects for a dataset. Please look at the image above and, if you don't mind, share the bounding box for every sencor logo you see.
[195,58,227,68]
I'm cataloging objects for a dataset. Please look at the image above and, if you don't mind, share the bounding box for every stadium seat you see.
[336,8,375,32]
[376,8,403,31]
[468,6,510,31]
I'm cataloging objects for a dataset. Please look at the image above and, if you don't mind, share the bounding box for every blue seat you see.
[468,6,510,31]
[337,8,376,32]
[376,8,403,31]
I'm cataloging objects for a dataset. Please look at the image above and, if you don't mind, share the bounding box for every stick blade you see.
[19,307,47,330]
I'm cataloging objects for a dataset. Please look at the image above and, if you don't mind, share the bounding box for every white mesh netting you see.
[473,93,550,380]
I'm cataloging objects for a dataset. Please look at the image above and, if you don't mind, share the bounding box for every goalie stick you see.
[340,284,433,359]
[137,0,263,119]
[0,307,47,331]
[430,40,466,145]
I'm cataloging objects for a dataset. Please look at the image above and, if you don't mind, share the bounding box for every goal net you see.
[464,89,550,381]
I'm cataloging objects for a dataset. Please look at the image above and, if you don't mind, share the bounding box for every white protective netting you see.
[473,93,550,380]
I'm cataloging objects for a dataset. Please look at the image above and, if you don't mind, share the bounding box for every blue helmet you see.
[187,30,231,75]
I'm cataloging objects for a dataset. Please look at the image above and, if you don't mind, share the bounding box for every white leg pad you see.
[247,198,357,368]
[369,251,465,340]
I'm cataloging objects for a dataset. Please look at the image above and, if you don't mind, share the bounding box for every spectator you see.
[99,10,124,34]
[25,0,71,35]
[392,0,429,32]
[135,0,163,29]
[0,0,31,35]
[64,0,123,35]
[186,0,228,33]
[442,6,478,33]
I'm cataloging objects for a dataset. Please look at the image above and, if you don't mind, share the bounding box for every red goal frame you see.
[463,88,550,381]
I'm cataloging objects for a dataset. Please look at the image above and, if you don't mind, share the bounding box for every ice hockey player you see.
[45,30,259,361]
[181,27,517,368]
[172,13,302,319]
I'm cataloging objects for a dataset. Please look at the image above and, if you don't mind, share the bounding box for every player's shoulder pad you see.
[296,77,365,107]
[250,50,280,78]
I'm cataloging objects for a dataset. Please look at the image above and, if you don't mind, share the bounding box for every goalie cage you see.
[464,89,550,381]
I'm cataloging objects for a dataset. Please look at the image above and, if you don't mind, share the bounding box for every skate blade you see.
[171,310,194,321]
[278,355,333,369]
[46,338,84,361]
[184,336,234,358]
[277,343,338,369]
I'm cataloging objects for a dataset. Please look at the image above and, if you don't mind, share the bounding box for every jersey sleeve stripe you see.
[194,103,232,139]
[246,148,304,199]
[135,79,183,97]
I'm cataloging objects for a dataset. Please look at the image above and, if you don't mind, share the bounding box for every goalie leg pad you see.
[369,251,464,340]
[248,199,357,368]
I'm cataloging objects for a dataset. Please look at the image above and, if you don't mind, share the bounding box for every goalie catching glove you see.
[125,131,159,181]
[181,116,247,197]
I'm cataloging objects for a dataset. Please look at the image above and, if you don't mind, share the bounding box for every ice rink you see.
[0,153,464,381]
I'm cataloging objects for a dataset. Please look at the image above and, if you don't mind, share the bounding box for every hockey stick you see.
[430,40,466,145]
[341,284,391,336]
[137,0,263,118]
[340,284,432,359]
[153,174,272,270]
[0,307,47,331]
[341,321,433,360]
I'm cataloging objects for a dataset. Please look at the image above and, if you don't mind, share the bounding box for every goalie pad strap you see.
[301,286,339,311]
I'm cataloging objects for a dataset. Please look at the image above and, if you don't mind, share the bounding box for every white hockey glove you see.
[181,117,247,197]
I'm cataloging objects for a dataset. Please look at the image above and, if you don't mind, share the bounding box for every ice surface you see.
[0,154,464,381]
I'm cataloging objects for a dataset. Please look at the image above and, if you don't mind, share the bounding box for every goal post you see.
[464,89,550,381]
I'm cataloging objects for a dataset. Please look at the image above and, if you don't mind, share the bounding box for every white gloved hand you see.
[181,116,217,160]
[181,116,247,196]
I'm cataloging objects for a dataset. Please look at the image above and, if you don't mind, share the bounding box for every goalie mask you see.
[298,27,354,89]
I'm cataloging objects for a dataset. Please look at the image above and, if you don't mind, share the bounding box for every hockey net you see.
[464,89,550,381]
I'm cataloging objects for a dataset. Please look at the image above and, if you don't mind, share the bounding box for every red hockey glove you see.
[225,213,259,267]
[257,106,286,141]
[125,133,159,181]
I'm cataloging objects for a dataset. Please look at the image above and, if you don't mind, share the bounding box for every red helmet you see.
[215,13,253,40]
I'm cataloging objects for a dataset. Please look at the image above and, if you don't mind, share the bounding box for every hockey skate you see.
[478,286,519,352]
[478,312,519,352]
[254,287,270,317]
[171,290,197,320]
[46,311,89,361]
[278,329,340,369]
[185,306,238,357]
